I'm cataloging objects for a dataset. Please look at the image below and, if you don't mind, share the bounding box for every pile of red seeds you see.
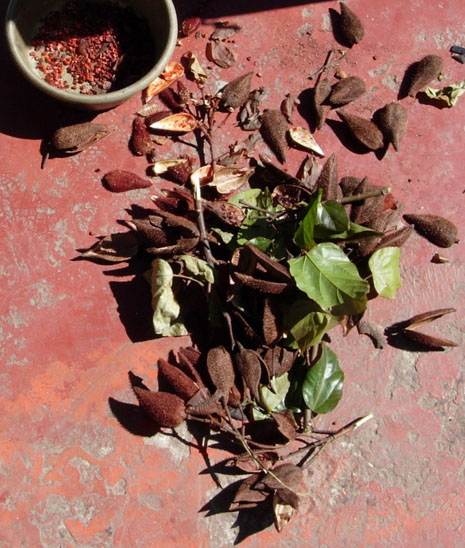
[29,0,155,95]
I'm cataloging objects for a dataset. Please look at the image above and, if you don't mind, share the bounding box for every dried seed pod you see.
[312,76,332,130]
[204,200,245,227]
[177,346,204,387]
[273,488,299,532]
[403,214,459,248]
[206,346,235,395]
[234,346,262,401]
[130,117,153,156]
[262,347,296,378]
[271,411,298,441]
[208,167,254,194]
[157,358,198,401]
[79,232,140,263]
[260,109,288,163]
[337,111,384,150]
[143,62,185,103]
[221,72,254,110]
[338,2,365,46]
[233,272,289,294]
[402,330,457,350]
[148,112,197,134]
[263,296,281,345]
[164,162,193,185]
[102,170,152,193]
[206,40,237,68]
[179,16,201,37]
[329,76,366,106]
[375,102,408,151]
[316,153,339,200]
[288,127,325,156]
[280,94,299,124]
[431,253,450,264]
[159,88,183,111]
[133,388,186,427]
[401,308,456,330]
[351,179,385,224]
[244,243,293,282]
[375,225,414,251]
[406,54,443,97]
[51,122,109,153]
[339,175,362,197]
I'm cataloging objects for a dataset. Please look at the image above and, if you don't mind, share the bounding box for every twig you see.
[192,176,217,268]
[339,187,391,204]
[310,49,335,81]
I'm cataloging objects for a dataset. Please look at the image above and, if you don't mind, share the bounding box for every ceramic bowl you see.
[5,0,178,110]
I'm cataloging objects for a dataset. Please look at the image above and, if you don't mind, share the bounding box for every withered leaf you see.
[183,52,207,86]
[273,488,299,532]
[403,214,459,248]
[271,411,297,441]
[338,2,365,47]
[238,87,266,131]
[206,40,237,68]
[357,320,386,349]
[52,122,109,153]
[280,94,299,124]
[260,109,288,164]
[337,111,384,150]
[329,76,366,106]
[210,25,240,41]
[244,243,293,282]
[375,102,408,152]
[406,54,443,97]
[259,463,303,491]
[400,308,456,330]
[131,117,153,156]
[133,388,186,427]
[402,329,457,350]
[230,475,269,510]
[157,358,198,401]
[206,346,235,395]
[235,345,262,401]
[221,72,254,110]
[186,390,223,416]
[297,155,322,189]
[204,200,245,227]
[263,347,296,378]
[102,170,152,192]
[79,232,139,262]
[316,153,339,200]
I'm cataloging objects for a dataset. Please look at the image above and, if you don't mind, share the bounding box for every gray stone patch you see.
[321,13,331,31]
[302,8,313,18]
[143,421,191,464]
[106,478,127,496]
[368,63,392,78]
[80,425,115,459]
[386,351,420,398]
[69,456,102,489]
[382,73,401,92]
[298,23,313,36]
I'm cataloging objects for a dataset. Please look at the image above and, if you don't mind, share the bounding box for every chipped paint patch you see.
[143,421,191,464]
[382,73,401,92]
[369,63,393,78]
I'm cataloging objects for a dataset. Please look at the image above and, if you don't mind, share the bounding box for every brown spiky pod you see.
[403,214,459,248]
[406,54,443,97]
[206,346,235,395]
[221,72,254,110]
[375,102,408,151]
[337,111,384,150]
[316,153,339,200]
[338,2,365,46]
[133,388,186,427]
[329,76,366,106]
[260,109,288,163]
[234,346,262,402]
[157,358,199,401]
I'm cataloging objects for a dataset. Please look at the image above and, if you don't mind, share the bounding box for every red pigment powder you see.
[29,0,155,95]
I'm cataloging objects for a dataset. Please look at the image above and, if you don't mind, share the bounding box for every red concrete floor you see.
[1,0,465,546]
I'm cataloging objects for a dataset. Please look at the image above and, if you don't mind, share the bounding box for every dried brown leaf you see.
[210,25,240,41]
[260,463,303,491]
[280,94,299,124]
[312,76,332,130]
[271,411,297,441]
[238,87,266,131]
[263,347,296,378]
[403,214,459,248]
[206,40,237,68]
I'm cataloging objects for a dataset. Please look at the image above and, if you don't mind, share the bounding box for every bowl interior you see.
[6,0,177,109]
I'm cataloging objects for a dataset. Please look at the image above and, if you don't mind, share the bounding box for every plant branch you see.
[339,187,391,204]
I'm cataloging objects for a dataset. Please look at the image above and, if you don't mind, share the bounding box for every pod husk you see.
[260,109,288,163]
[375,102,408,151]
[337,111,384,150]
[406,54,443,97]
[221,72,254,110]
[133,388,186,427]
[316,153,339,200]
[403,213,459,248]
[329,76,366,106]
[338,2,365,47]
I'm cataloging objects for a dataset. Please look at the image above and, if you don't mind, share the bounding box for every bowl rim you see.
[5,0,178,107]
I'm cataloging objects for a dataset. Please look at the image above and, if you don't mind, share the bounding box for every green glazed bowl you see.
[5,0,178,110]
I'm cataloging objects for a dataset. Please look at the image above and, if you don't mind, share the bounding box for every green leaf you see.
[179,255,214,283]
[259,373,290,413]
[302,345,344,413]
[288,242,370,311]
[294,190,320,250]
[150,259,187,336]
[283,297,334,352]
[368,246,401,299]
[330,221,383,242]
[425,80,465,107]
[314,200,349,240]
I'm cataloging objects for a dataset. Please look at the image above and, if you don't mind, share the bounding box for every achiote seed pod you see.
[337,110,384,150]
[402,330,457,350]
[375,102,408,151]
[206,346,235,395]
[329,76,366,106]
[338,2,365,47]
[102,170,152,192]
[133,388,186,427]
[221,72,254,110]
[316,153,339,200]
[403,214,459,248]
[312,76,332,130]
[406,54,443,97]
[234,345,262,401]
[131,117,154,156]
[157,358,198,401]
[260,109,289,163]
[51,122,109,153]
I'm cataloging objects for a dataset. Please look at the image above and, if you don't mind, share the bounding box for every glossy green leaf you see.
[180,255,214,283]
[288,242,370,311]
[302,345,344,413]
[150,258,187,336]
[294,190,320,250]
[368,246,401,299]
[314,200,349,240]
[284,297,334,352]
[259,373,290,413]
[330,221,383,242]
